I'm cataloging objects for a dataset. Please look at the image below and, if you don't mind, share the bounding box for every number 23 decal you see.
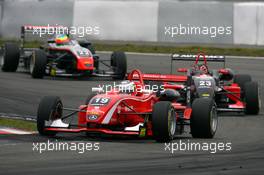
[199,80,212,87]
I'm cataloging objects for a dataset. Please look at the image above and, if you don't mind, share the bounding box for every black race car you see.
[1,25,127,79]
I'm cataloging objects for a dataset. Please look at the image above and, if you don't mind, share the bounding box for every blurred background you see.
[0,0,263,46]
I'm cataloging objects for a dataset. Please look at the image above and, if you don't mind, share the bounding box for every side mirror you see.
[218,68,233,81]
[177,68,187,73]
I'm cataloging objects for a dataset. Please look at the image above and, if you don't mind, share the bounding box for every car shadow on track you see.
[218,113,245,117]
[0,133,195,144]
[17,72,118,82]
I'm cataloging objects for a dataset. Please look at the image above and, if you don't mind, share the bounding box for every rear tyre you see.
[152,101,176,142]
[37,96,63,136]
[30,49,47,78]
[244,82,260,115]
[1,43,20,72]
[234,74,251,91]
[191,98,217,138]
[111,51,127,80]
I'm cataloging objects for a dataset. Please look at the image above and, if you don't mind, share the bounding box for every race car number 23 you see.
[199,80,212,87]
[91,97,110,106]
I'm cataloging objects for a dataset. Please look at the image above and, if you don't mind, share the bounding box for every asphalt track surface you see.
[0,53,264,175]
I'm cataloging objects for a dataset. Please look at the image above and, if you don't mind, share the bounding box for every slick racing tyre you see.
[37,96,63,136]
[152,101,176,142]
[30,49,47,78]
[1,43,20,72]
[111,51,127,80]
[190,98,217,138]
[244,81,260,115]
[234,74,251,91]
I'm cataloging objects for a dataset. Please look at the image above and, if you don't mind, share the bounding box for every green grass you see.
[0,118,36,131]
[1,39,264,57]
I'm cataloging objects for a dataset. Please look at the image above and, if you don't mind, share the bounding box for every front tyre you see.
[244,82,260,115]
[37,96,63,136]
[111,51,127,80]
[152,101,176,142]
[30,49,47,78]
[191,98,217,138]
[1,43,20,72]
[234,74,251,91]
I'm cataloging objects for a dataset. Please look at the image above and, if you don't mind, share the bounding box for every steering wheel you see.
[127,69,144,85]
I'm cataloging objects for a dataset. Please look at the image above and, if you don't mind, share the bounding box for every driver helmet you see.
[198,63,208,74]
[118,80,135,93]
[55,34,69,45]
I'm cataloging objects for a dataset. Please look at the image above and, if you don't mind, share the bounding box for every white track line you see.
[0,128,34,135]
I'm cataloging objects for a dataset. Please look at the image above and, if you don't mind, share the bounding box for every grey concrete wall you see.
[233,3,264,45]
[0,0,263,46]
[0,1,2,36]
[73,0,158,41]
[158,2,233,44]
[259,4,264,45]
[1,0,74,38]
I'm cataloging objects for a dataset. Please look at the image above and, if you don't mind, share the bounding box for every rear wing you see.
[170,53,226,73]
[21,25,69,48]
[128,69,187,83]
[171,53,225,62]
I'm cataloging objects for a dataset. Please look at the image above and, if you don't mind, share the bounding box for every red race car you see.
[168,53,260,115]
[37,69,218,142]
[1,25,127,79]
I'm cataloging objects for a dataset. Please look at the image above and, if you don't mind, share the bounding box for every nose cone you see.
[77,57,94,70]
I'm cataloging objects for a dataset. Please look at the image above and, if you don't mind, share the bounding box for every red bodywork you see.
[45,69,190,136]
[48,43,94,71]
